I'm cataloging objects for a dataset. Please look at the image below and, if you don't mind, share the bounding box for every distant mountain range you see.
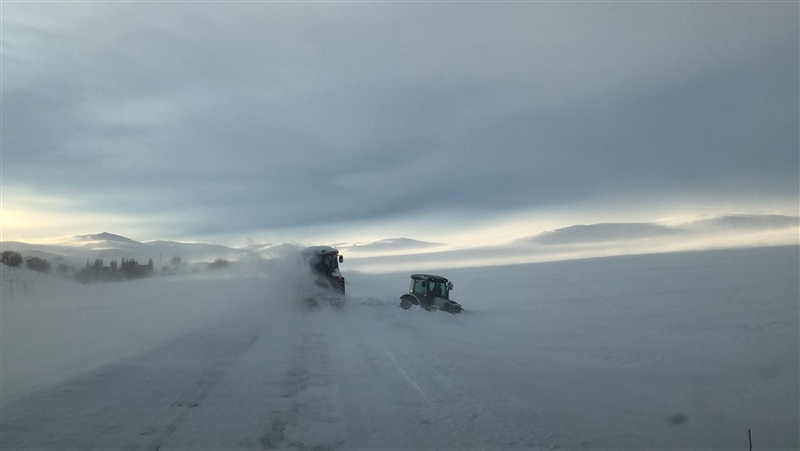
[520,214,799,246]
[339,238,443,254]
[0,234,446,268]
[1,233,270,268]
[2,214,797,271]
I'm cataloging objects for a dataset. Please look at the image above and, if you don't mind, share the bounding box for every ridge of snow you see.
[72,232,142,245]
[346,237,443,250]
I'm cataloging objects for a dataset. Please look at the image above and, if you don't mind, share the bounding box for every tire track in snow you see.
[332,303,583,448]
[260,315,347,449]
[382,342,432,405]
[322,307,450,447]
[0,320,264,449]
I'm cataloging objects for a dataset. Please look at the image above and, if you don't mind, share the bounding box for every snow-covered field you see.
[1,246,798,448]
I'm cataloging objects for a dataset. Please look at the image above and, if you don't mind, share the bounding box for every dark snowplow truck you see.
[300,246,346,308]
[400,274,463,314]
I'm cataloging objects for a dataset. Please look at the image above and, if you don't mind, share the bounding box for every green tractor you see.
[399,274,463,314]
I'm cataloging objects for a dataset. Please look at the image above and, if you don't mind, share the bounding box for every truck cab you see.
[300,246,345,306]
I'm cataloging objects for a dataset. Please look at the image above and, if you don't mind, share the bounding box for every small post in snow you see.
[749,429,752,451]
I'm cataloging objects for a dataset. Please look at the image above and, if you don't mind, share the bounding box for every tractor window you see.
[411,279,426,295]
[323,254,338,272]
[310,253,339,275]
[429,282,446,298]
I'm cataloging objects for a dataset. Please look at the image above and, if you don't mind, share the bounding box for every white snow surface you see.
[1,246,798,448]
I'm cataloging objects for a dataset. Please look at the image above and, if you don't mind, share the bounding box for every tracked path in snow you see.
[0,296,570,449]
[326,304,575,449]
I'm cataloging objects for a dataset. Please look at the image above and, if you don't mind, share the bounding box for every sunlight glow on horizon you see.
[2,189,798,248]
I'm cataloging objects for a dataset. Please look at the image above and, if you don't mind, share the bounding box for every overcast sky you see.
[2,1,798,246]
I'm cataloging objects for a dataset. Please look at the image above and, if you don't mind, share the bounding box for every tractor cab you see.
[409,274,453,300]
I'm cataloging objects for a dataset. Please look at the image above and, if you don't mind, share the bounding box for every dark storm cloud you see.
[3,2,797,239]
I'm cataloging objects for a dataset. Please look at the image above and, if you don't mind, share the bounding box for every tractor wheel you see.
[400,295,417,310]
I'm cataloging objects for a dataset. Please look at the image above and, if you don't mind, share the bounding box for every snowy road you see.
[2,246,798,448]
[0,303,575,448]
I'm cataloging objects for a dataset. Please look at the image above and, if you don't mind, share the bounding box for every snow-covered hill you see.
[347,237,442,251]
[337,238,445,258]
[518,214,799,246]
[1,214,797,273]
[340,215,799,272]
[524,222,683,245]
[2,232,262,269]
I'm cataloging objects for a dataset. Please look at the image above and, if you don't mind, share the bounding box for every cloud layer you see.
[3,2,798,243]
